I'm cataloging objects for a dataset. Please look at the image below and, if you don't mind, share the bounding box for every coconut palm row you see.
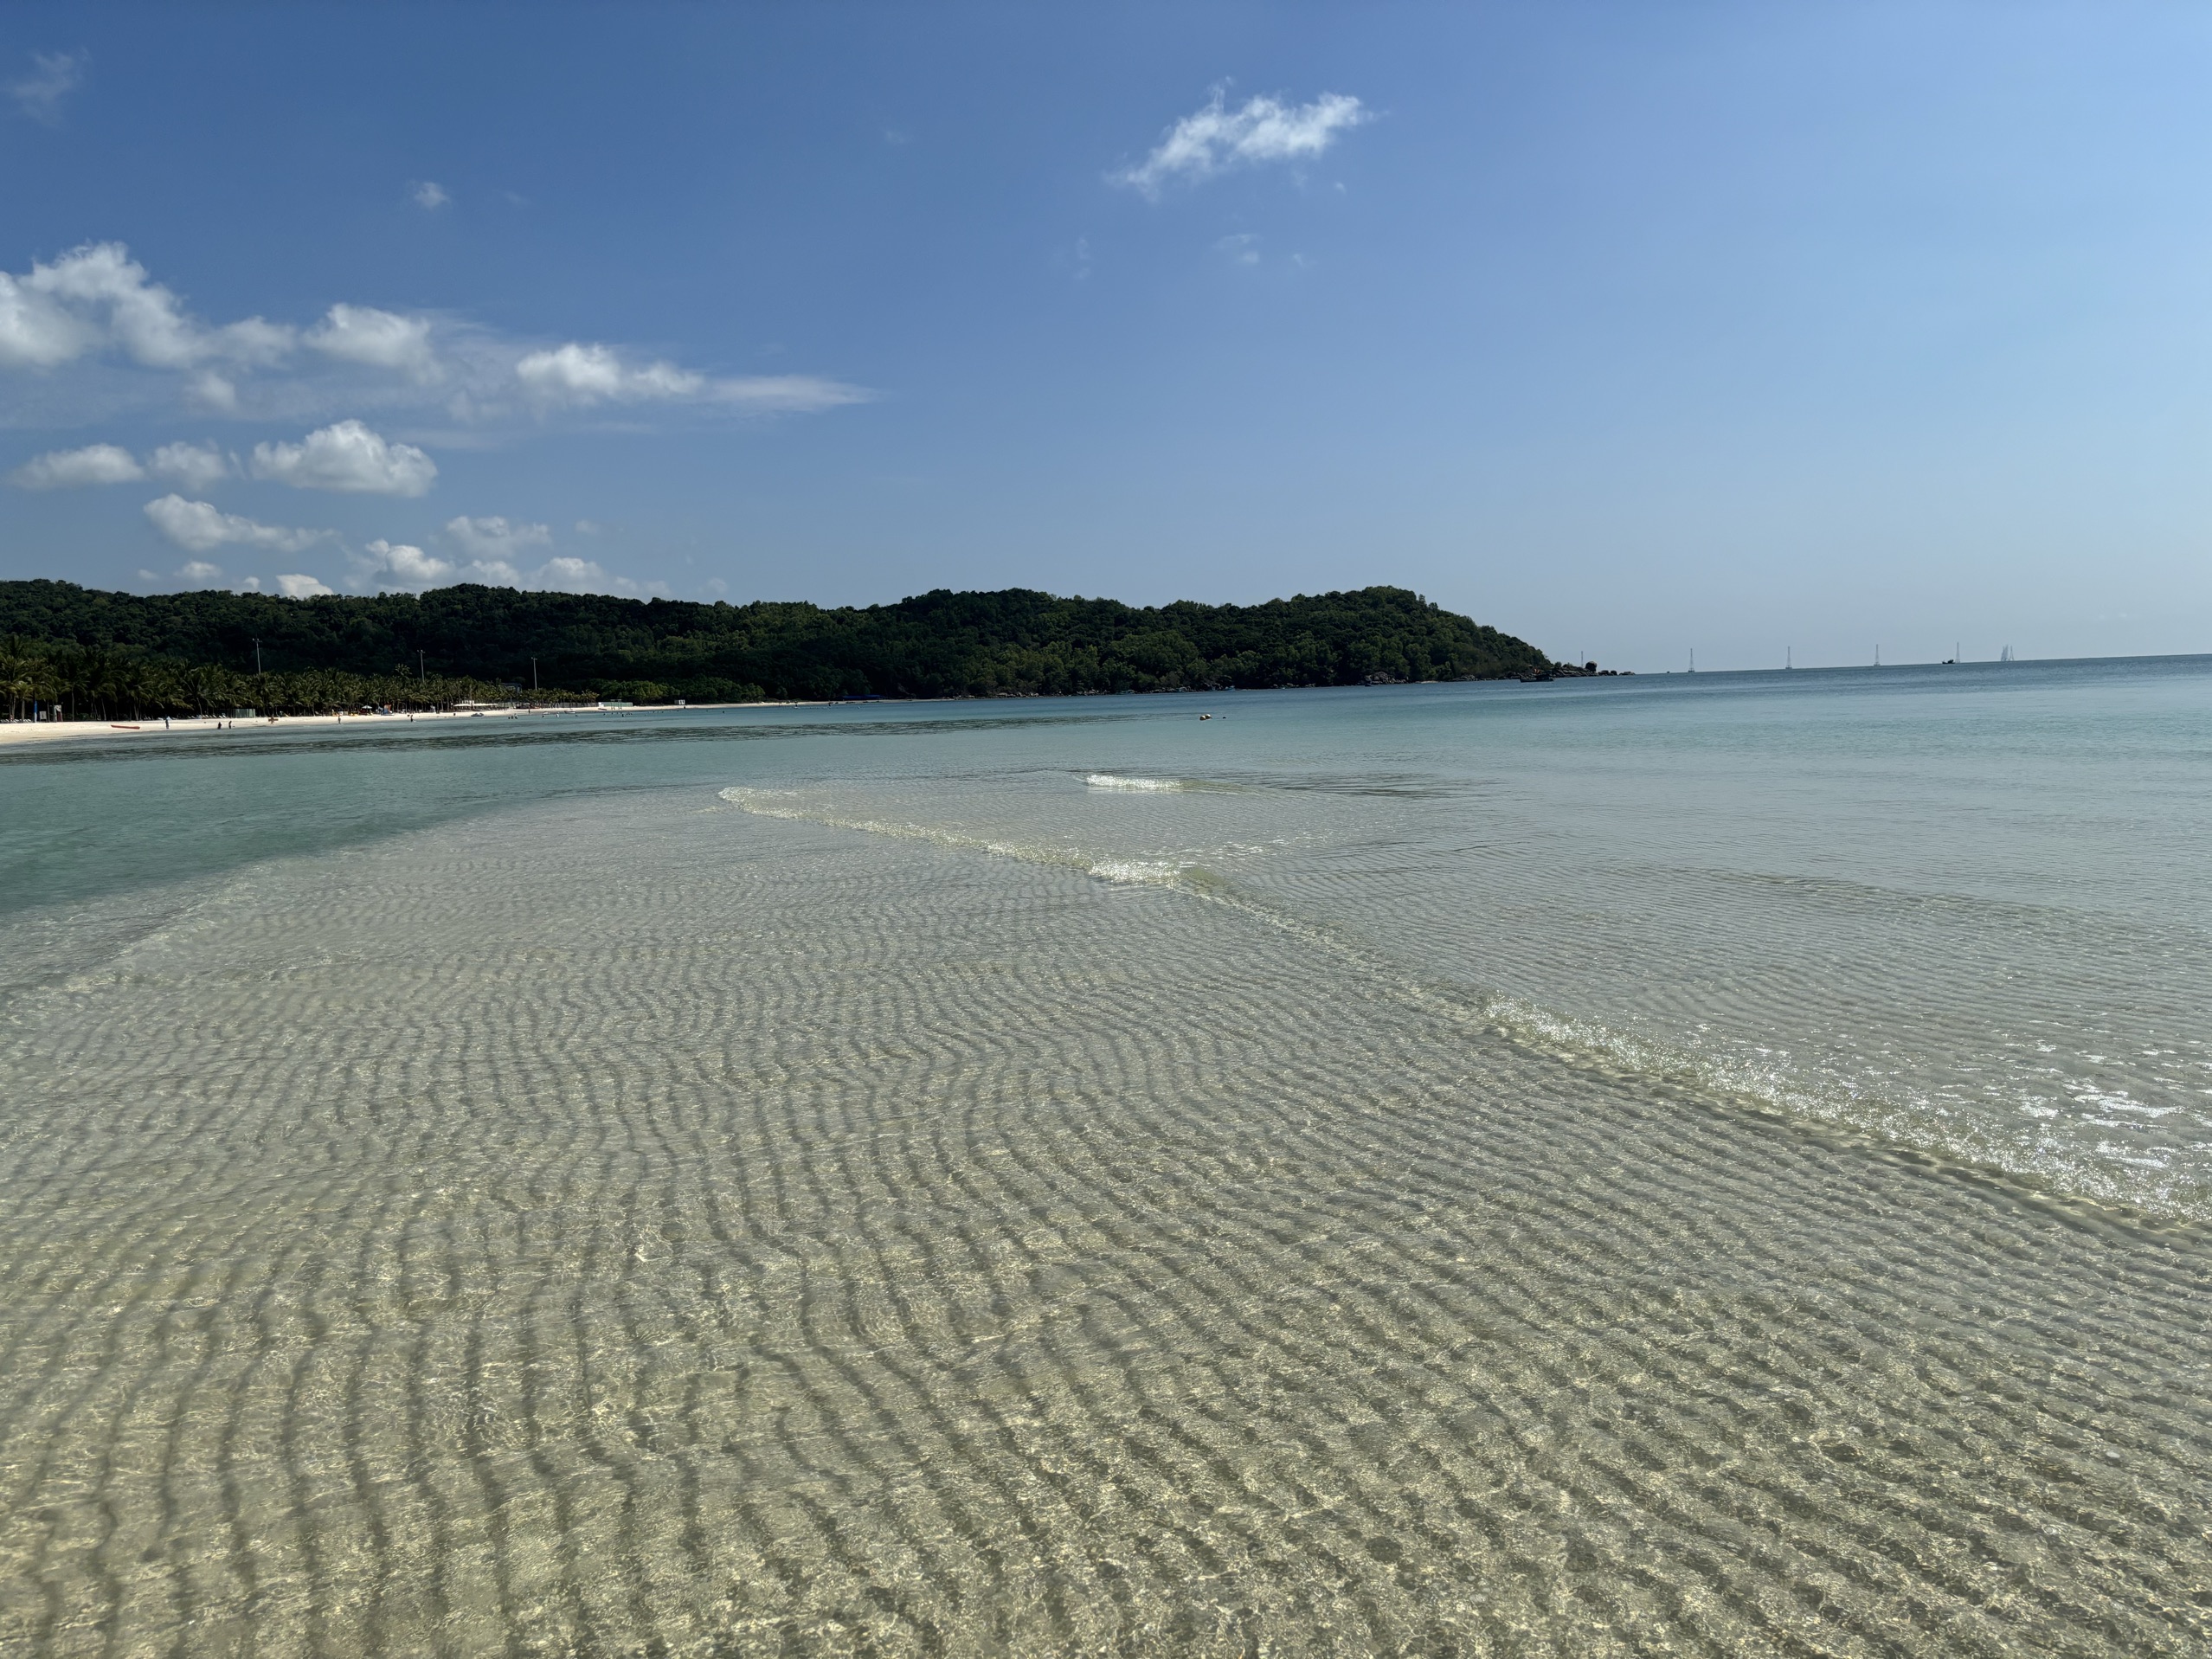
[0,638,579,722]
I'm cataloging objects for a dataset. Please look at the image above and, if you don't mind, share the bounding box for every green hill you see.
[0,580,1549,717]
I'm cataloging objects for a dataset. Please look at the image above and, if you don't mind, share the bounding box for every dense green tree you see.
[0,580,1550,717]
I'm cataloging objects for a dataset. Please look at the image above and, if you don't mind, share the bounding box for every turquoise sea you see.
[2,659,2209,1653]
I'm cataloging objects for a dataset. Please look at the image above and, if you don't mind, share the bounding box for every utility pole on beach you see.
[532,657,538,691]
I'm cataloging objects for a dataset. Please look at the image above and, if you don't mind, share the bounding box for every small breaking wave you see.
[719,787,1190,887]
[1084,773,1190,792]
[715,782,2202,1219]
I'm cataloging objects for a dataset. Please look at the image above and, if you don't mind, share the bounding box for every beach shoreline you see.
[0,699,823,749]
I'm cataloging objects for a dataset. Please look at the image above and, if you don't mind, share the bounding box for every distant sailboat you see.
[2001,645,2016,664]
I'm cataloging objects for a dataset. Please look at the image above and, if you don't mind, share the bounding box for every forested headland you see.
[0,580,1551,719]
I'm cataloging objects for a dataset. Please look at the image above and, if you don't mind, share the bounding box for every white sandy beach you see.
[0,701,813,748]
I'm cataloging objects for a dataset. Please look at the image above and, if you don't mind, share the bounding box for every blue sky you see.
[2,3,2208,670]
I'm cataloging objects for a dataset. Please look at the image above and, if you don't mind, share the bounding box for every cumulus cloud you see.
[446,514,551,561]
[10,51,85,125]
[412,181,450,210]
[9,441,144,488]
[273,572,334,598]
[0,242,867,430]
[144,494,324,554]
[1113,89,1369,196]
[437,518,642,593]
[249,420,436,495]
[530,556,625,593]
[175,560,224,585]
[148,440,231,491]
[514,342,865,412]
[348,526,648,596]
[357,537,454,590]
[0,273,94,368]
[306,304,440,381]
[0,241,293,372]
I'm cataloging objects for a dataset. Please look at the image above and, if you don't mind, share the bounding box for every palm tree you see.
[0,637,36,722]
[184,663,225,718]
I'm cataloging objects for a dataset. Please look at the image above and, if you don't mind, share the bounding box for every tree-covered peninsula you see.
[0,580,1550,718]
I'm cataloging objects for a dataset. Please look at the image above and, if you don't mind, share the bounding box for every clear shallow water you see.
[1,665,2209,1654]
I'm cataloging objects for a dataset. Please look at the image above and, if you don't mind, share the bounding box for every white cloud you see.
[0,242,866,429]
[446,514,551,561]
[29,243,269,369]
[529,556,620,593]
[1113,89,1369,196]
[9,442,144,488]
[0,241,294,373]
[515,343,703,404]
[250,419,436,495]
[710,374,868,411]
[274,572,334,598]
[148,440,231,491]
[0,273,94,368]
[10,51,85,125]
[514,341,865,412]
[412,181,451,210]
[357,537,454,590]
[1215,233,1262,267]
[190,370,239,410]
[175,560,223,585]
[351,528,647,596]
[306,304,440,381]
[429,514,653,595]
[145,494,324,554]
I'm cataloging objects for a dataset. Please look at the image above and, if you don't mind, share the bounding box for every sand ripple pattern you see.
[0,792,2208,1655]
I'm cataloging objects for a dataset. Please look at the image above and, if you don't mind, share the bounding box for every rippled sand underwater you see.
[2,788,2209,1656]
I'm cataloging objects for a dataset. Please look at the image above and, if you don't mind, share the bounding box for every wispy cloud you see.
[513,342,865,413]
[9,51,85,126]
[412,181,451,210]
[1113,88,1369,198]
[446,514,551,563]
[149,440,231,492]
